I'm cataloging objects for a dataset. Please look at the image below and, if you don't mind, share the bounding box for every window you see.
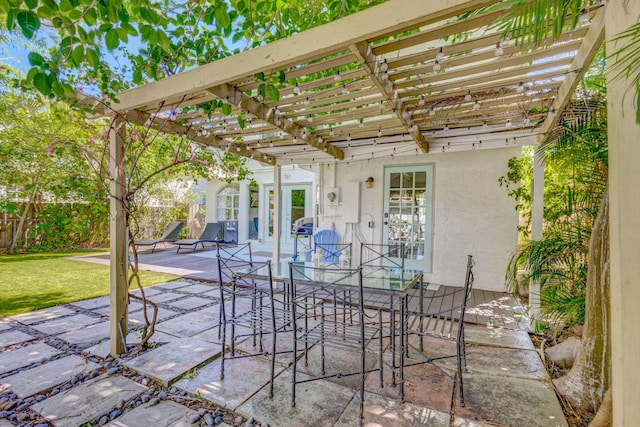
[216,184,240,221]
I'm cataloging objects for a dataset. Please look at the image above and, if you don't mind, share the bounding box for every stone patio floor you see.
[0,249,568,427]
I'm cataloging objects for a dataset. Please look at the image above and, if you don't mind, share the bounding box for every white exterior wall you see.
[314,147,521,291]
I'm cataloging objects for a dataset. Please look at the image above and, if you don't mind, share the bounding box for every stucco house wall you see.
[313,147,521,291]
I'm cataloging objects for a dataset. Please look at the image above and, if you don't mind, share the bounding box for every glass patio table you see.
[236,260,423,401]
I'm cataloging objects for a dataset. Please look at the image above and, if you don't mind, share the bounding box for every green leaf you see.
[71,45,84,65]
[156,29,171,52]
[5,8,16,31]
[67,8,82,20]
[215,6,230,29]
[36,5,57,18]
[32,71,51,95]
[17,10,40,38]
[133,69,142,84]
[83,7,96,25]
[264,84,280,102]
[117,27,129,43]
[105,28,119,50]
[86,48,99,68]
[25,0,38,9]
[40,0,59,11]
[278,70,286,84]
[238,115,246,129]
[139,7,158,24]
[27,51,45,66]
[222,103,232,115]
[59,0,71,12]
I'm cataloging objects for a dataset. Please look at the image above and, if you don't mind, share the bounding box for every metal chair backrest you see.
[359,242,405,269]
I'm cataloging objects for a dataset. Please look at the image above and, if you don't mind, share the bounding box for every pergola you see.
[93,1,640,424]
[96,0,603,165]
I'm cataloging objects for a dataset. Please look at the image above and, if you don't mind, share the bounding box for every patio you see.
[0,248,567,426]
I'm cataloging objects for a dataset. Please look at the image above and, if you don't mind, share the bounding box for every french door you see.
[383,165,433,271]
[264,184,312,245]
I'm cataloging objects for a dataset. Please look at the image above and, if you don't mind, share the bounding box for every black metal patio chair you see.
[288,263,384,425]
[405,254,475,406]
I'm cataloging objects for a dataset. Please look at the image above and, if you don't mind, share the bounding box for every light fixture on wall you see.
[365,177,374,189]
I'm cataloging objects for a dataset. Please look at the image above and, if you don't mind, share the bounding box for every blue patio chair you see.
[304,229,350,264]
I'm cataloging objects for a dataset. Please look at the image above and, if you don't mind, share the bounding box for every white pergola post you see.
[109,118,127,357]
[272,165,282,262]
[606,2,640,424]
[529,146,545,323]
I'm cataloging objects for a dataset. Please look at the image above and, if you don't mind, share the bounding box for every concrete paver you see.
[155,280,192,290]
[84,331,181,359]
[0,342,61,375]
[11,306,77,324]
[164,296,213,310]
[176,283,218,295]
[146,292,185,304]
[0,355,100,398]
[125,338,221,386]
[336,391,450,427]
[129,287,164,297]
[70,296,111,309]
[105,400,198,427]
[31,313,102,335]
[453,372,567,427]
[174,354,285,410]
[0,330,36,348]
[127,307,176,325]
[155,309,219,338]
[0,321,11,332]
[464,324,535,350]
[58,321,111,345]
[31,375,147,427]
[236,369,355,427]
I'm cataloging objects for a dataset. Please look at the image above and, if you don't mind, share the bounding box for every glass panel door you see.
[264,184,312,244]
[383,165,433,271]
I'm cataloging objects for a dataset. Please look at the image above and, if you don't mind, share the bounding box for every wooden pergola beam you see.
[537,9,605,142]
[108,0,498,113]
[207,84,345,160]
[122,110,277,165]
[351,41,428,153]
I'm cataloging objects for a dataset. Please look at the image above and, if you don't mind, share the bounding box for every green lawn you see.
[0,250,178,317]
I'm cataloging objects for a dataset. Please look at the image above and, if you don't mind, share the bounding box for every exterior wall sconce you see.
[365,177,374,188]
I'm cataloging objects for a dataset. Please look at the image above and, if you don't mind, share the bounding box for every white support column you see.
[529,146,544,323]
[272,165,282,262]
[109,118,127,357]
[238,182,249,242]
[606,2,640,425]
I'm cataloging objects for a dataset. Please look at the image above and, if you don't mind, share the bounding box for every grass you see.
[0,250,178,317]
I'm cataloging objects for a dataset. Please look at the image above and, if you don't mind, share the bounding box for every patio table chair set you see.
[215,238,475,425]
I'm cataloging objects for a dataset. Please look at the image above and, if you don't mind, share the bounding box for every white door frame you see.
[382,165,433,272]
[264,183,312,245]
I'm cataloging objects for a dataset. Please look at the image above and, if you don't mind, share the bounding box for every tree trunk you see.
[9,173,42,254]
[554,186,610,415]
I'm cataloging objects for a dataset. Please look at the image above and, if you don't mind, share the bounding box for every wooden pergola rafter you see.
[93,0,605,165]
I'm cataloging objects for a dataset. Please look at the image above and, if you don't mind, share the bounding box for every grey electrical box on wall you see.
[343,181,360,223]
